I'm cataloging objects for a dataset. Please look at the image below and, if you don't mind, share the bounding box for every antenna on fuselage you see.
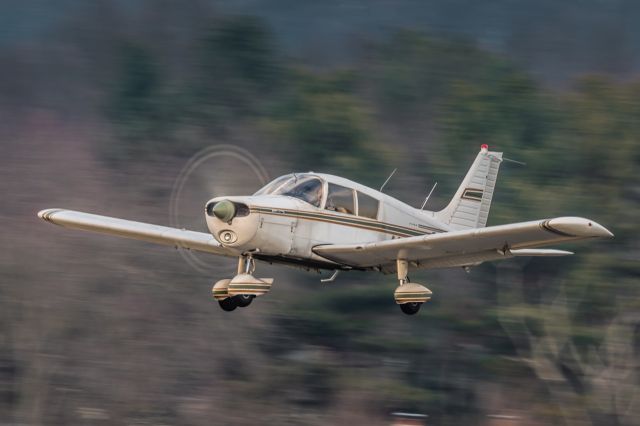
[379,168,397,193]
[420,182,438,210]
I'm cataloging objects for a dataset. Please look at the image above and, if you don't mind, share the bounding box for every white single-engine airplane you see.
[38,145,613,315]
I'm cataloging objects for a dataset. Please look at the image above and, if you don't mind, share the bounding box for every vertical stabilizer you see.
[435,145,502,230]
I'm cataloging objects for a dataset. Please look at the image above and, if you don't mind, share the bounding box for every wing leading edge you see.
[38,208,232,256]
[313,216,613,271]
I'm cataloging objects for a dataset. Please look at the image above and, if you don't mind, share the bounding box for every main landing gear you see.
[400,302,422,315]
[214,257,431,315]
[394,259,432,315]
[212,255,273,312]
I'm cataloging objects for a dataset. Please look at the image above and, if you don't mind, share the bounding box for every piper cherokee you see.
[38,145,613,315]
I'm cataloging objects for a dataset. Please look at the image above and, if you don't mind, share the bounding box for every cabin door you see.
[259,213,297,255]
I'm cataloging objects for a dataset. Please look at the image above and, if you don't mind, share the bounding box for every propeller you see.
[169,144,269,273]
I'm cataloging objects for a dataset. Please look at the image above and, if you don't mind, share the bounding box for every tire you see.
[219,297,238,312]
[400,302,421,315]
[233,294,254,308]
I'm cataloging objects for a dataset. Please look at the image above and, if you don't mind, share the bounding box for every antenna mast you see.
[379,168,397,192]
[420,182,438,210]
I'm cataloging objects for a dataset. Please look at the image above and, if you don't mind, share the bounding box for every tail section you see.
[435,145,502,230]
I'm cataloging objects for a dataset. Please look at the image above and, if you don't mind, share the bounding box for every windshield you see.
[253,175,291,196]
[254,174,324,207]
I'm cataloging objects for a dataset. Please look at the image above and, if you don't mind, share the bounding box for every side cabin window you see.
[357,191,379,219]
[325,183,355,214]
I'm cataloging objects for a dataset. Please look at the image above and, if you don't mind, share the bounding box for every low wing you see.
[38,208,232,257]
[313,216,613,271]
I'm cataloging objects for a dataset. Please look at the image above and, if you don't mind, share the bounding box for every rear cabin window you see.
[325,183,355,214]
[357,191,379,219]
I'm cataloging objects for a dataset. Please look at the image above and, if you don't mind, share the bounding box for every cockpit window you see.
[253,175,291,196]
[326,183,355,214]
[267,175,324,207]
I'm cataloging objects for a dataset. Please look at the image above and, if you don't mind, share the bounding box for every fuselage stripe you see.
[250,207,443,237]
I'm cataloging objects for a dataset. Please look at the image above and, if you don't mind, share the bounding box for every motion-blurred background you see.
[1,1,639,425]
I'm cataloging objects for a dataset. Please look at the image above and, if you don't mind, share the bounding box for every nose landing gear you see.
[217,294,255,311]
[212,255,273,312]
[394,259,432,315]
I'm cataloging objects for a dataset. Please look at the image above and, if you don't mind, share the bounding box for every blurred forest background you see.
[1,1,639,425]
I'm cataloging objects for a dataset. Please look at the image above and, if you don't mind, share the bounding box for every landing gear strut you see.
[394,259,432,315]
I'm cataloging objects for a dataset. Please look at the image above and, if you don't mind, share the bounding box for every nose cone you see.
[211,199,236,222]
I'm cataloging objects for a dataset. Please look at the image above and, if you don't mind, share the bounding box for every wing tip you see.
[37,208,64,222]
[547,217,614,239]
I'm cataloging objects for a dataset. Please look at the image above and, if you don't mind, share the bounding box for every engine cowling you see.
[204,197,259,251]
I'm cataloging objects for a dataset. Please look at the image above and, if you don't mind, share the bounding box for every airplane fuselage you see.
[205,173,452,271]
